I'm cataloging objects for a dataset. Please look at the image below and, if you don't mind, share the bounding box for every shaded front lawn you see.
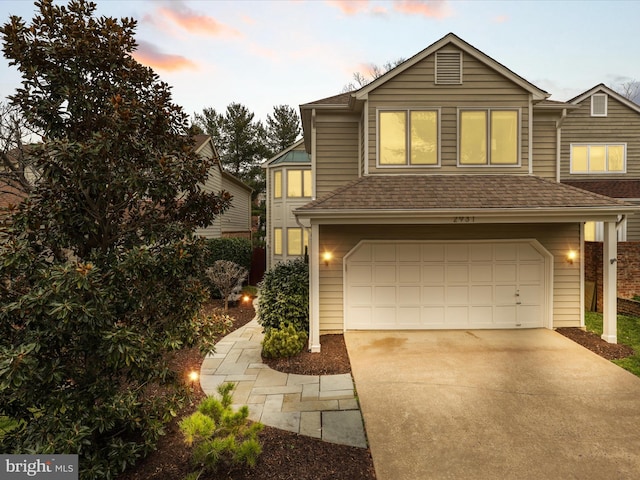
[585,311,640,377]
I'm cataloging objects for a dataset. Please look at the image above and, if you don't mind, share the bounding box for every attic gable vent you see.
[591,93,608,116]
[435,51,462,85]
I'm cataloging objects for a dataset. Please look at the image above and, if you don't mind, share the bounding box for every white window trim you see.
[569,143,627,174]
[456,107,522,167]
[376,107,441,168]
[591,93,608,117]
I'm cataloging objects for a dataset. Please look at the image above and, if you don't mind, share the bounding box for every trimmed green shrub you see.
[204,238,252,272]
[258,258,309,332]
[179,383,263,477]
[261,323,308,358]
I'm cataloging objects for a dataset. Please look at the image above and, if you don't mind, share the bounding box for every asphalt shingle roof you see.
[298,175,631,212]
[563,180,640,199]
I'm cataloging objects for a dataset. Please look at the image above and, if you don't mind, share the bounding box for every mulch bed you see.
[118,300,376,480]
[120,302,635,480]
[556,327,635,360]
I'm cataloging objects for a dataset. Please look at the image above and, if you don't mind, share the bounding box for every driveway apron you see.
[345,329,640,480]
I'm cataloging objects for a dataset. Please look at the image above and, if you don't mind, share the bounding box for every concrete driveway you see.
[345,329,640,480]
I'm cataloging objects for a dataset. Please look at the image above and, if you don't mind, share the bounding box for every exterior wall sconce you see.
[322,251,333,266]
[567,250,577,265]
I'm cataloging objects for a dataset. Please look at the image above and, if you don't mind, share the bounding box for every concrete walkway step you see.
[200,318,367,449]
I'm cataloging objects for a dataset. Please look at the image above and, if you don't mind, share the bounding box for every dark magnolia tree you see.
[265,104,301,156]
[0,1,231,477]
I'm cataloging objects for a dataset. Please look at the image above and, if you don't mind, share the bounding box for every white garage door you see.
[345,241,548,330]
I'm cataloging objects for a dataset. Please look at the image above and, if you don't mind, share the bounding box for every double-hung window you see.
[459,109,519,165]
[287,227,309,256]
[379,109,439,166]
[570,144,626,173]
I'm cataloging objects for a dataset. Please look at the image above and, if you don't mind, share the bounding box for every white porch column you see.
[602,220,617,344]
[309,223,321,352]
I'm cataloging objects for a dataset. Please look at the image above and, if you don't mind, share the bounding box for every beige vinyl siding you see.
[531,112,559,180]
[196,165,223,238]
[627,202,640,240]
[221,177,251,234]
[317,223,580,332]
[561,95,640,179]
[366,47,531,174]
[315,118,359,198]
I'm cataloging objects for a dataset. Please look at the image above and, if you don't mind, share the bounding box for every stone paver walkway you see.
[199,317,367,448]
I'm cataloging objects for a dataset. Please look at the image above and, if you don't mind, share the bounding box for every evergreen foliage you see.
[261,323,308,358]
[258,258,309,332]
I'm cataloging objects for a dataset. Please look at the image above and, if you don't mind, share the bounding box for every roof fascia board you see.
[570,84,640,115]
[354,33,549,101]
[295,207,637,224]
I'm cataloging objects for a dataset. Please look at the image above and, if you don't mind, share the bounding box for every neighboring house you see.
[283,33,637,352]
[262,139,310,267]
[558,84,640,241]
[192,134,253,239]
[0,135,253,240]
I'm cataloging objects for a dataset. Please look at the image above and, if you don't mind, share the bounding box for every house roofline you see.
[354,33,549,101]
[568,83,640,115]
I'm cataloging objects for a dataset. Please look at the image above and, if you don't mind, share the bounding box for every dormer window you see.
[591,93,607,116]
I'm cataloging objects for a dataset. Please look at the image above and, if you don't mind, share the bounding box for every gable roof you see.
[295,175,636,223]
[568,83,640,115]
[354,33,549,102]
[262,139,309,168]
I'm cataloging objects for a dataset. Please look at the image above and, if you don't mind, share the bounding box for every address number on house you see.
[453,216,475,223]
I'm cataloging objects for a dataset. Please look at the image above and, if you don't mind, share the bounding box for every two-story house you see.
[265,33,637,352]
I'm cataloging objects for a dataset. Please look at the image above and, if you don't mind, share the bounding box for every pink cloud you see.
[154,3,242,37]
[494,14,509,23]
[393,0,453,19]
[132,41,197,72]
[327,0,371,15]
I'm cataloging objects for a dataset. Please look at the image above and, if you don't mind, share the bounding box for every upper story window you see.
[379,109,439,166]
[459,109,519,166]
[287,170,312,197]
[570,144,626,173]
[274,171,282,199]
[591,93,608,117]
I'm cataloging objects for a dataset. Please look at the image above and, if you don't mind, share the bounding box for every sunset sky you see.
[0,0,639,124]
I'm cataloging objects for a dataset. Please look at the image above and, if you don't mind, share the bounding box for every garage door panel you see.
[447,286,469,304]
[399,265,421,283]
[423,286,445,304]
[423,265,445,282]
[471,285,493,304]
[471,264,493,282]
[350,286,373,305]
[374,286,396,305]
[470,306,493,325]
[399,286,421,304]
[447,265,469,282]
[345,241,546,330]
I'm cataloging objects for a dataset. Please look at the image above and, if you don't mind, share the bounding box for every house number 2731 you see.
[453,216,475,223]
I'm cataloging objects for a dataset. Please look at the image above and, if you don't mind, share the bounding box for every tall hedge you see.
[204,237,252,272]
[258,259,309,332]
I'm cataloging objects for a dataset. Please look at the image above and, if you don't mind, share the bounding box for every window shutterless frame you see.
[457,107,521,167]
[376,107,441,168]
[569,143,626,174]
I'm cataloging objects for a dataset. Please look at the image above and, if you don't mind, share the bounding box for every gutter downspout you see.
[555,108,567,183]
